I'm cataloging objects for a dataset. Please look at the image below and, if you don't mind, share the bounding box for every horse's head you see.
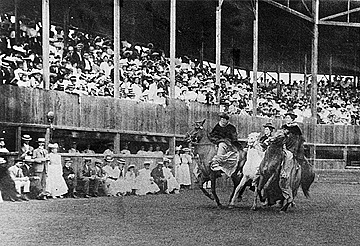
[268,129,286,146]
[247,132,261,148]
[185,119,207,144]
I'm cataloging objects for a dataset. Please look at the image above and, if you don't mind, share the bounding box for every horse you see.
[229,132,265,210]
[255,129,302,212]
[186,119,246,207]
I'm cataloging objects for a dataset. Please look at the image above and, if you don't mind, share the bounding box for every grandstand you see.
[1,0,360,180]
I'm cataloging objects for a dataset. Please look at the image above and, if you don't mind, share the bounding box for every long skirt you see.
[46,164,68,197]
[176,164,191,186]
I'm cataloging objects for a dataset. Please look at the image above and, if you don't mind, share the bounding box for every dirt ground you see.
[1,182,360,246]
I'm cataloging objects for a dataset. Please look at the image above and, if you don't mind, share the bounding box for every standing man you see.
[19,134,34,159]
[32,137,49,200]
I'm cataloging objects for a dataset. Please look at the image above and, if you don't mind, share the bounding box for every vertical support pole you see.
[14,0,19,44]
[344,146,348,167]
[264,72,267,87]
[347,0,351,23]
[16,126,21,152]
[288,72,292,85]
[114,133,121,154]
[230,37,235,76]
[114,0,121,98]
[42,0,50,90]
[252,0,259,116]
[329,54,333,83]
[45,127,50,148]
[304,53,307,95]
[277,69,281,97]
[216,0,223,103]
[170,0,176,99]
[169,136,176,156]
[311,0,319,118]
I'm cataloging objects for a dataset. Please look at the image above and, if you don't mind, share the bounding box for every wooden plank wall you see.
[2,85,360,145]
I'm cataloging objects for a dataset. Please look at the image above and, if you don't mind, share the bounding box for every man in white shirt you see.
[102,155,120,196]
[8,159,30,201]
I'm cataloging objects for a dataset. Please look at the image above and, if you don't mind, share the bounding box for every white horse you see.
[229,132,265,209]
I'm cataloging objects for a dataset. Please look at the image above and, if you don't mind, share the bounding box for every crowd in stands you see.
[1,14,360,125]
[0,134,195,202]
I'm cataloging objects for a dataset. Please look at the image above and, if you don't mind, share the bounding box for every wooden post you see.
[14,0,20,44]
[114,133,121,154]
[252,0,259,116]
[311,0,319,118]
[329,54,333,83]
[169,136,176,156]
[304,53,307,95]
[45,127,51,148]
[277,69,281,97]
[169,0,176,99]
[216,0,224,102]
[114,0,121,98]
[16,126,21,152]
[288,72,291,85]
[42,0,50,90]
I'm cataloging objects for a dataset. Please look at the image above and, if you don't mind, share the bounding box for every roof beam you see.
[261,0,313,23]
[320,6,360,21]
[319,20,360,28]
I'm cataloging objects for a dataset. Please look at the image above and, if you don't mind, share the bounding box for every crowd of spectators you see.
[1,14,360,125]
[0,134,194,202]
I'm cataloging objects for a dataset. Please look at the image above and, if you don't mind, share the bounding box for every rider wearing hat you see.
[209,112,238,156]
[259,122,275,151]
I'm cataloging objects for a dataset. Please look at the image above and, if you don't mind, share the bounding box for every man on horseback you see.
[209,112,238,156]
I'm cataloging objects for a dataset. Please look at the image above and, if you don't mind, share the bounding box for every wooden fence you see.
[2,85,360,145]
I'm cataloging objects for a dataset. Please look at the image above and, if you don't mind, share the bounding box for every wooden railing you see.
[2,85,360,146]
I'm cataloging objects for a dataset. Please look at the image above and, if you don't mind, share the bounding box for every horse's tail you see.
[300,159,315,198]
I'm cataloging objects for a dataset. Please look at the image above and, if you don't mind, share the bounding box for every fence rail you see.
[2,85,360,145]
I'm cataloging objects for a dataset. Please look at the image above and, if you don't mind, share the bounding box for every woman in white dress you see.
[135,161,160,196]
[174,146,182,184]
[177,148,192,189]
[124,164,137,195]
[46,143,68,198]
[163,158,180,194]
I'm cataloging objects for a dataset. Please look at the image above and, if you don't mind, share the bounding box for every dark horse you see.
[186,119,246,207]
[256,129,314,212]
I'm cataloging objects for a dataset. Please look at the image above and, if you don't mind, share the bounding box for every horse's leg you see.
[198,175,214,201]
[228,173,242,204]
[251,185,259,211]
[229,176,248,208]
[210,172,221,207]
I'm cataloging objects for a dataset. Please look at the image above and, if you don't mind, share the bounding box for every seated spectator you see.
[135,161,160,196]
[81,157,100,198]
[68,141,80,154]
[8,158,30,201]
[153,145,164,157]
[102,155,120,196]
[62,157,78,198]
[0,137,9,153]
[124,164,137,195]
[0,157,23,202]
[82,144,95,154]
[113,159,131,196]
[46,143,68,199]
[136,146,147,156]
[103,143,114,156]
[120,144,131,155]
[151,161,167,194]
[163,158,180,194]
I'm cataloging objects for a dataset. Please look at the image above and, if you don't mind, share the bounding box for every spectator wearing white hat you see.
[19,134,34,159]
[124,164,137,195]
[177,148,192,189]
[32,137,50,200]
[135,161,160,196]
[102,155,121,196]
[46,143,68,199]
[163,158,180,194]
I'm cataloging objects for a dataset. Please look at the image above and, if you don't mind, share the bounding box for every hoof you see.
[279,210,286,214]
[251,206,257,211]
[290,202,296,208]
[228,204,235,209]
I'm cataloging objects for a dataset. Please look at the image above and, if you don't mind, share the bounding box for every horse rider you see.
[279,110,302,204]
[259,122,275,151]
[209,112,238,156]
